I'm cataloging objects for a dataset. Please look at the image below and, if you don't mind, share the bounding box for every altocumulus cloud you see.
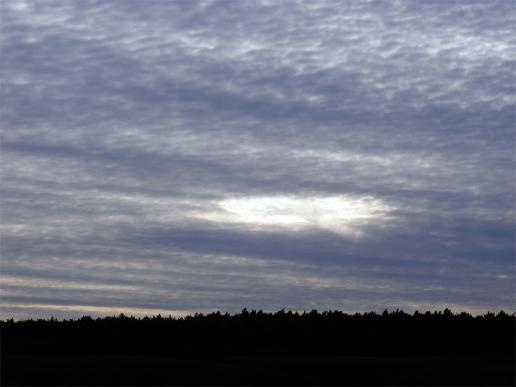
[0,0,514,319]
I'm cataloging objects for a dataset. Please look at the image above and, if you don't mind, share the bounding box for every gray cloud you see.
[1,0,514,318]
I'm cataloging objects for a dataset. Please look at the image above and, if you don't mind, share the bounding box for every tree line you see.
[2,309,514,385]
[2,308,514,356]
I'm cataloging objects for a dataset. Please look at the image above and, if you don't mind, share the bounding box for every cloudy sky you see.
[1,0,514,319]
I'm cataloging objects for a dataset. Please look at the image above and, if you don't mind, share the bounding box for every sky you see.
[1,0,515,319]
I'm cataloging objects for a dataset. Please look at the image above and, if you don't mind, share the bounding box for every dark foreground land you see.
[1,309,515,386]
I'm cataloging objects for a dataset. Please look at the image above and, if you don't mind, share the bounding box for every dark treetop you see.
[2,309,515,386]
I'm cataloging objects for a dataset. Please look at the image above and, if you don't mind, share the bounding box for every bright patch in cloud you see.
[199,195,393,237]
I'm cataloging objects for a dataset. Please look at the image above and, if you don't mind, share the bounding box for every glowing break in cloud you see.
[198,195,394,237]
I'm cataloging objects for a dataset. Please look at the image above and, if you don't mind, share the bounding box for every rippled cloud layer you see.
[1,0,514,318]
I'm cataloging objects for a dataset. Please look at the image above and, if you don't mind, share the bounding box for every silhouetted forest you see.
[2,309,515,385]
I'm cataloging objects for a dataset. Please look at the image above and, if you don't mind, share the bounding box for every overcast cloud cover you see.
[1,0,515,319]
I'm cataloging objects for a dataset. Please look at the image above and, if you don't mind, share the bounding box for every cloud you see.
[1,0,514,318]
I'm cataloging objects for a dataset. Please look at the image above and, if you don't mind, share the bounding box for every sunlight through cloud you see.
[197,195,394,238]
